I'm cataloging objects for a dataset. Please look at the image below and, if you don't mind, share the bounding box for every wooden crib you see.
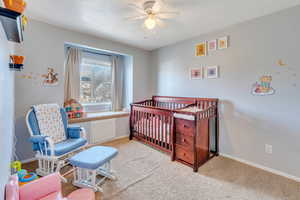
[129,96,219,172]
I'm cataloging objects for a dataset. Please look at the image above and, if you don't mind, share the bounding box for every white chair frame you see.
[72,161,117,192]
[26,109,88,181]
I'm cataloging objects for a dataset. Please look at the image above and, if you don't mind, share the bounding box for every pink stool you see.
[6,173,95,200]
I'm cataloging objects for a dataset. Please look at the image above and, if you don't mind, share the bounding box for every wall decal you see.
[195,41,207,56]
[42,68,59,86]
[205,66,219,79]
[277,59,287,66]
[208,39,217,51]
[218,36,228,50]
[274,60,297,88]
[251,75,275,96]
[16,72,39,80]
[190,68,203,80]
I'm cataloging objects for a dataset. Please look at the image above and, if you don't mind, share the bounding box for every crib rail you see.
[132,98,194,110]
[196,105,217,120]
[130,105,174,153]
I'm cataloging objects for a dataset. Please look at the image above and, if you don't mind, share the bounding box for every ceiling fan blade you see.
[152,1,162,12]
[125,15,148,21]
[156,11,180,19]
[156,11,180,16]
[128,3,145,14]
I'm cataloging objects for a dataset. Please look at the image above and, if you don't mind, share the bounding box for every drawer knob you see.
[183,125,189,128]
[182,138,186,142]
[183,153,186,156]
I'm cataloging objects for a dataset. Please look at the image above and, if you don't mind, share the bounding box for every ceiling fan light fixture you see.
[144,16,156,30]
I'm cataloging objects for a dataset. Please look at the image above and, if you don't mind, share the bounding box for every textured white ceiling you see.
[25,0,300,50]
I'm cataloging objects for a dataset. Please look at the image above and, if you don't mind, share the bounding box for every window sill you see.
[68,111,130,124]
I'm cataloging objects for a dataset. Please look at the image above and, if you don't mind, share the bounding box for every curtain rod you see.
[82,49,112,57]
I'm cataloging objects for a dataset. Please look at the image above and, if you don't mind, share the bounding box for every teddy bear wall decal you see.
[42,68,59,86]
[251,75,275,96]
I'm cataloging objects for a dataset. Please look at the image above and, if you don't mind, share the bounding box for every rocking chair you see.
[26,104,88,178]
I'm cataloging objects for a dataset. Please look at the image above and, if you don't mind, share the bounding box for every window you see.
[80,52,112,112]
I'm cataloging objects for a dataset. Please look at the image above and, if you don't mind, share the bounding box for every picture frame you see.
[195,41,207,56]
[205,66,219,79]
[208,39,217,51]
[218,36,228,50]
[190,67,203,80]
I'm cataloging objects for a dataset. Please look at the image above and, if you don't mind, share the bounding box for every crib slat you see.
[151,114,154,144]
[162,115,166,148]
[138,111,141,137]
[153,115,156,144]
[148,113,151,142]
[147,113,149,141]
[156,115,159,145]
[159,115,161,146]
[143,112,146,138]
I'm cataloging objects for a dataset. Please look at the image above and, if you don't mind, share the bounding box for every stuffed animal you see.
[64,99,84,119]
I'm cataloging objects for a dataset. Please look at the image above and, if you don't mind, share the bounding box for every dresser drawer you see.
[175,118,195,136]
[175,145,194,164]
[175,133,193,149]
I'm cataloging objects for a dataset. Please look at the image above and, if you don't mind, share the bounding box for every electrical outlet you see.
[265,144,272,154]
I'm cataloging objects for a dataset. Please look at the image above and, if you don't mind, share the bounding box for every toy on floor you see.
[64,99,84,119]
[18,170,38,185]
[11,161,38,186]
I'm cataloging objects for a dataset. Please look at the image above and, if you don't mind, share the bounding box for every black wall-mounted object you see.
[0,7,23,43]
[9,63,23,71]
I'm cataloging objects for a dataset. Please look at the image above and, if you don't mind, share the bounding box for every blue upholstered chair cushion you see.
[29,137,87,156]
[29,135,49,151]
[54,138,87,156]
[69,146,118,170]
[67,126,82,139]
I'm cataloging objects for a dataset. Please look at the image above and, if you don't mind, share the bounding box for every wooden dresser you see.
[173,117,210,172]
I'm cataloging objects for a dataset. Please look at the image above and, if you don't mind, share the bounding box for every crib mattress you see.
[173,113,195,121]
[174,106,202,120]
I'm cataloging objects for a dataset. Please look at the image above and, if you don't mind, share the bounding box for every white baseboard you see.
[113,135,129,140]
[220,153,300,182]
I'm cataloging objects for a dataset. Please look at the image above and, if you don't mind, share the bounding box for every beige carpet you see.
[25,139,300,200]
[84,139,300,200]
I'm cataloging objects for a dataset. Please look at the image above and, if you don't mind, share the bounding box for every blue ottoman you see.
[69,146,118,192]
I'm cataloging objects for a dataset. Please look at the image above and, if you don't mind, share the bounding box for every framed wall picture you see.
[205,66,219,79]
[195,41,207,56]
[218,36,228,49]
[208,39,217,51]
[190,68,203,80]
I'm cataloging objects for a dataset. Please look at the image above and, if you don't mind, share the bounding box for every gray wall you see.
[151,6,300,177]
[15,19,153,161]
[0,27,15,198]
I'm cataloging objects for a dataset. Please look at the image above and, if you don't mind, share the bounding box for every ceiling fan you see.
[126,0,179,30]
